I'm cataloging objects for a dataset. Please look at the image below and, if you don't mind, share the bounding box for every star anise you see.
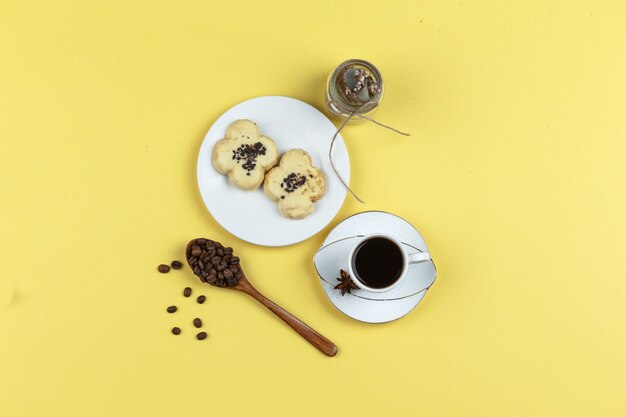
[334,269,358,296]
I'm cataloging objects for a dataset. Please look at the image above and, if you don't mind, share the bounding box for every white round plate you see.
[313,211,437,323]
[197,96,350,246]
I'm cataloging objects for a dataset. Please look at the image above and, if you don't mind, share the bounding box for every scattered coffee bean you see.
[171,260,183,270]
[158,264,170,273]
[197,295,206,304]
[193,318,202,328]
[167,306,177,313]
[196,331,208,340]
[183,287,192,297]
[172,327,181,335]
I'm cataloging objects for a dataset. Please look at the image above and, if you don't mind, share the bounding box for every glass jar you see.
[325,59,384,124]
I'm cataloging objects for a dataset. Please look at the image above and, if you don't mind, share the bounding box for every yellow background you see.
[1,1,625,416]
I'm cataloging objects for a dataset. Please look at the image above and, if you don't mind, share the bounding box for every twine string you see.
[328,100,411,204]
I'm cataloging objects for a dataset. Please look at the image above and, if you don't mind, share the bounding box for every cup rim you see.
[347,234,408,293]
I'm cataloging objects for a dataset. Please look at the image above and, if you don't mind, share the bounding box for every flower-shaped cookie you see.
[263,149,326,219]
[212,119,279,190]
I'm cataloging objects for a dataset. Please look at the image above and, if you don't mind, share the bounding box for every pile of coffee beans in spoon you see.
[187,238,242,287]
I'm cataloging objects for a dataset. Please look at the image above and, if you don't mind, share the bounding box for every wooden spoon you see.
[185,238,338,357]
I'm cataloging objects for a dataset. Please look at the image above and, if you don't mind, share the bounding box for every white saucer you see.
[197,96,350,247]
[313,211,437,323]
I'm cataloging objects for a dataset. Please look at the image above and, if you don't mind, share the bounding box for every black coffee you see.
[352,237,404,289]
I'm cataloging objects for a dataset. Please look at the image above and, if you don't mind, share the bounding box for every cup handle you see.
[407,251,431,264]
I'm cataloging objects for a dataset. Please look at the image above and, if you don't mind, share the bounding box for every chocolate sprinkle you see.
[231,142,267,173]
[281,172,307,193]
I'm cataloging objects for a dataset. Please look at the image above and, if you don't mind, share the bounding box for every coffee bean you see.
[171,260,183,270]
[172,327,181,335]
[216,265,225,272]
[158,264,170,273]
[229,265,239,273]
[217,272,224,279]
[193,266,200,275]
[207,275,217,284]
[183,287,192,297]
[201,270,208,278]
[223,269,233,280]
[197,295,206,304]
[230,256,240,265]
[227,278,237,287]
[211,256,221,266]
[190,258,198,266]
[167,306,177,313]
[216,248,224,256]
[209,268,217,275]
[193,318,202,328]
[198,260,205,270]
[197,238,207,245]
[191,246,202,257]
[224,247,233,255]
[196,331,208,340]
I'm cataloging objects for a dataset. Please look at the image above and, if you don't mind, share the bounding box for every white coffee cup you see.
[347,234,431,293]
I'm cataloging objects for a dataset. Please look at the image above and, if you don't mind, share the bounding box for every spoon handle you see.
[238,281,338,357]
